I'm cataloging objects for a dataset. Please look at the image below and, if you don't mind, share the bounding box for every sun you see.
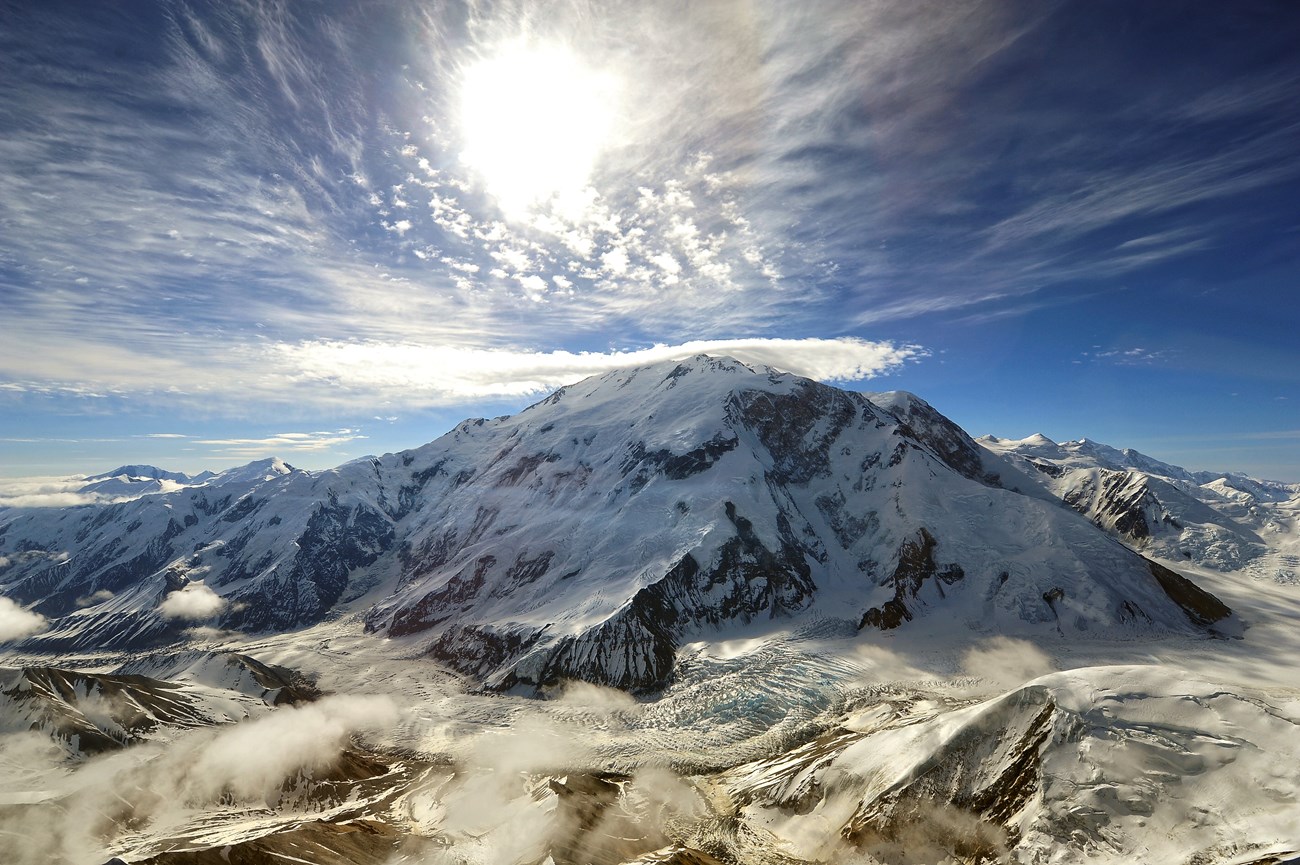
[459,42,618,219]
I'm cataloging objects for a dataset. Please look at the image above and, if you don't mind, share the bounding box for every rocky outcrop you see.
[859,528,965,630]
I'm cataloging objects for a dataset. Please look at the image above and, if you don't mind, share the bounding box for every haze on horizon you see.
[1,0,1298,482]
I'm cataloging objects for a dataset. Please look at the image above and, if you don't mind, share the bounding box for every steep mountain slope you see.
[1,357,1233,695]
[0,449,407,650]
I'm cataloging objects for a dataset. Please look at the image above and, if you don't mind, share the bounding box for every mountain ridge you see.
[0,356,1238,693]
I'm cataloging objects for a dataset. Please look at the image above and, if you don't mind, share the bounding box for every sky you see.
[1,0,1298,484]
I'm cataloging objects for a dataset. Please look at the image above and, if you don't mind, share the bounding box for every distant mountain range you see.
[980,432,1299,578]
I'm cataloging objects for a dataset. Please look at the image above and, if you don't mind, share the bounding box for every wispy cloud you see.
[194,429,367,458]
[1,0,1297,422]
[1082,346,1177,367]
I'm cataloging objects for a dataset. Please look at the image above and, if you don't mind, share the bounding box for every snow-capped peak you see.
[83,464,195,483]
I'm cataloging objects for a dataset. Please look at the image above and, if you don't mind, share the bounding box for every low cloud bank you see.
[0,597,47,641]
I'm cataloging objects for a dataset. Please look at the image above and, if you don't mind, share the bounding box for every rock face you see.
[1,356,1233,691]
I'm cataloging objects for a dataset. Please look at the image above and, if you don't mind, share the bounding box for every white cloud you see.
[517,273,548,300]
[158,583,226,621]
[0,475,101,508]
[194,429,366,454]
[600,246,630,275]
[272,337,925,404]
[0,597,48,641]
[0,491,101,508]
[181,695,399,801]
[76,589,115,608]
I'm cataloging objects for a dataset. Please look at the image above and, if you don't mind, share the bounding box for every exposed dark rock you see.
[1027,459,1065,478]
[1117,600,1152,624]
[226,653,321,705]
[841,689,1057,861]
[219,495,263,523]
[733,382,858,484]
[873,392,991,483]
[518,502,817,693]
[425,623,543,683]
[491,550,555,597]
[1145,558,1232,628]
[859,528,964,630]
[621,433,739,493]
[1063,469,1188,543]
[815,490,878,548]
[225,502,394,632]
[385,555,495,636]
[499,451,561,487]
[135,818,434,864]
[0,666,220,753]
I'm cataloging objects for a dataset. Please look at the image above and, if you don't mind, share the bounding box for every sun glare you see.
[459,43,618,219]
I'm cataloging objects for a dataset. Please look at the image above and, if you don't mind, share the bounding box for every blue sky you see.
[1,0,1297,482]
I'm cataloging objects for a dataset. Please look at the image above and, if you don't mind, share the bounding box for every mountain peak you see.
[84,464,192,483]
[207,457,297,486]
[1023,433,1057,446]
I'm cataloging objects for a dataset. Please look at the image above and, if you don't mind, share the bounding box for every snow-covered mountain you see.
[724,665,1300,864]
[0,357,1233,693]
[75,465,211,499]
[1,357,1297,865]
[980,432,1300,578]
